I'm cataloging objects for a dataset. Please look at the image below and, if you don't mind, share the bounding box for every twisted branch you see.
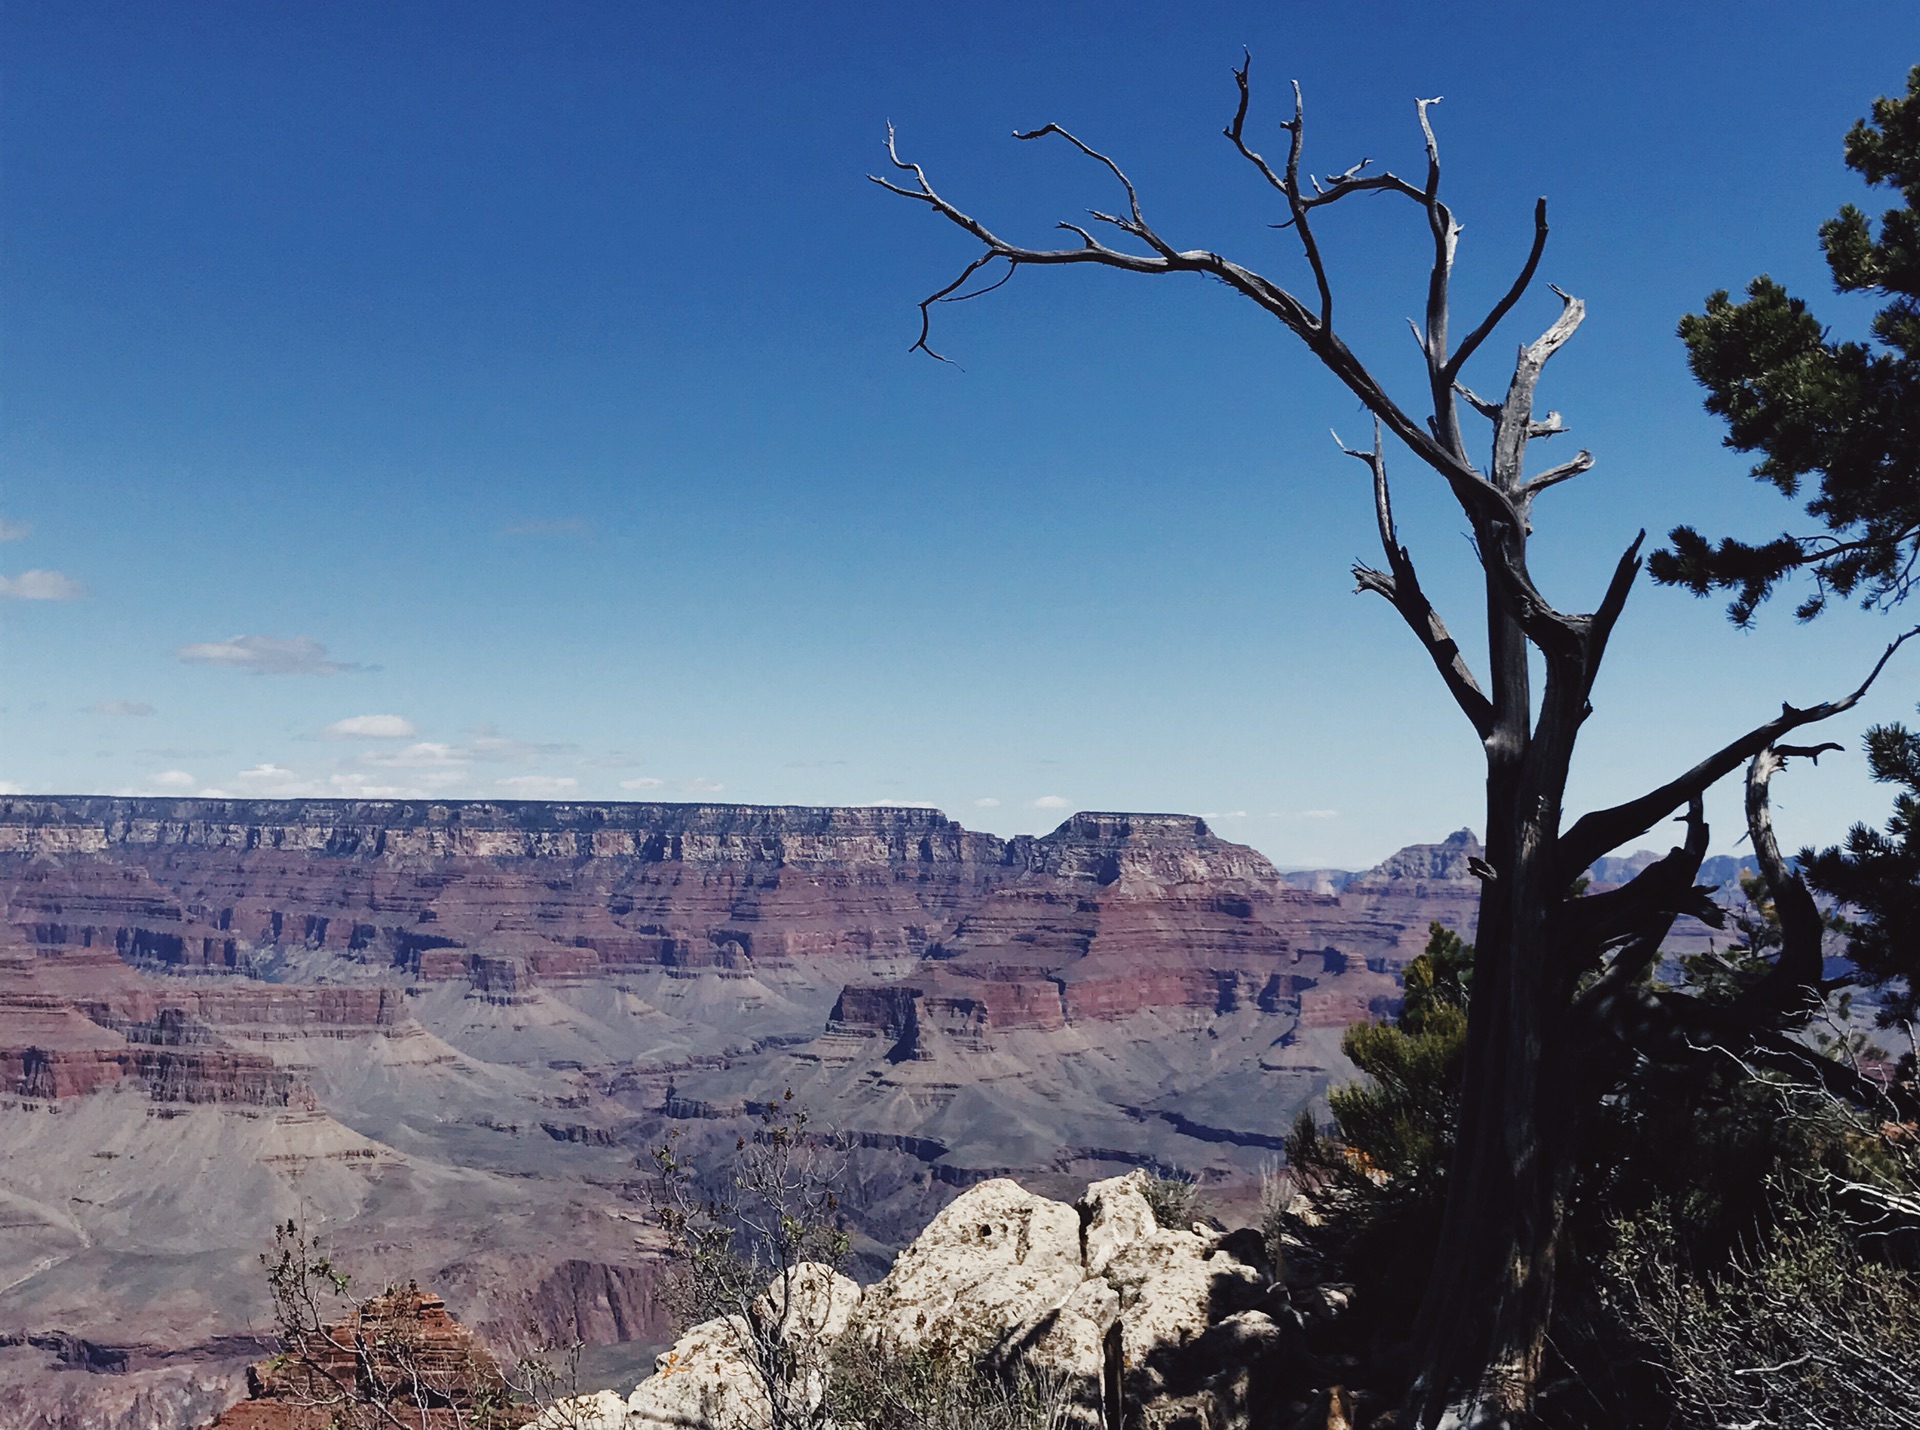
[1342,418,1494,739]
[1558,625,1920,879]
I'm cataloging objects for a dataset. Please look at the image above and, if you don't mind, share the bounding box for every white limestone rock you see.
[853,1177,1088,1354]
[1076,1169,1160,1277]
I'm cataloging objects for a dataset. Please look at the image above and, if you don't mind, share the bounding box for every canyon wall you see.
[0,797,1488,1430]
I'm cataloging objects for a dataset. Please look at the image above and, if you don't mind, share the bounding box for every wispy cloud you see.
[0,520,30,543]
[362,741,465,769]
[231,763,317,796]
[467,725,575,763]
[323,714,418,740]
[327,772,445,799]
[684,777,725,795]
[0,570,85,601]
[620,776,666,791]
[92,700,155,718]
[496,774,579,797]
[176,635,362,676]
[0,781,23,795]
[1031,794,1070,810]
[151,770,196,789]
[974,797,1001,808]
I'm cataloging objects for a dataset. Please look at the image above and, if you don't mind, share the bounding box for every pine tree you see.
[1653,66,1920,624]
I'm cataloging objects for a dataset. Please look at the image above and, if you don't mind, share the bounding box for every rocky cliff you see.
[562,1170,1352,1430]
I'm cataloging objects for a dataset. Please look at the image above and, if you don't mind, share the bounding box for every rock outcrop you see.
[571,1171,1300,1430]
[202,1285,528,1429]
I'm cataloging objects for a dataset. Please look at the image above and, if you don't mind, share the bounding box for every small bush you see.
[1138,1172,1199,1231]
[825,1333,1079,1430]
[1607,1190,1920,1430]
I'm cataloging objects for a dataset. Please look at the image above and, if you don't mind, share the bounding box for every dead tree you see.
[875,59,1918,1427]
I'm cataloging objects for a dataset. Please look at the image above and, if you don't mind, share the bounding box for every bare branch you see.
[906,252,1011,363]
[1583,530,1647,698]
[1444,198,1549,381]
[1281,79,1335,326]
[1454,381,1502,422]
[1013,123,1179,259]
[1222,50,1290,199]
[1727,745,1830,1021]
[1516,449,1595,505]
[1342,419,1495,739]
[1561,796,1716,969]
[1491,286,1586,494]
[1558,624,1920,879]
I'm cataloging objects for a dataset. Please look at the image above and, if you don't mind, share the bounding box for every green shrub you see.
[1138,1172,1200,1231]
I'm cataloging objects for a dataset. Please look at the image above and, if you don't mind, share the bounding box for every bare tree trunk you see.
[1411,812,1569,1425]
[875,59,1918,1425]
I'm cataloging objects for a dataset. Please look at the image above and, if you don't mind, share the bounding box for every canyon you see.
[0,797,1719,1427]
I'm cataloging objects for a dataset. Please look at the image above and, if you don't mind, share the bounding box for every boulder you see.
[619,1313,761,1430]
[570,1263,860,1430]
[582,1173,1298,1430]
[1077,1170,1160,1277]
[853,1177,1087,1355]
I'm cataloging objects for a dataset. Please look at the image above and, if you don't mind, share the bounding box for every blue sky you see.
[4,1,1920,868]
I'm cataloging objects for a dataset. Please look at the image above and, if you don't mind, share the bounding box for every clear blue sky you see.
[4,0,1919,868]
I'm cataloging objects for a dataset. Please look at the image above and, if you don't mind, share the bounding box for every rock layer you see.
[0,797,1490,1430]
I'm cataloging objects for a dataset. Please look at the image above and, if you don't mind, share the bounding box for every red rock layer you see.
[0,953,329,1106]
[0,799,1481,1056]
[202,1286,529,1429]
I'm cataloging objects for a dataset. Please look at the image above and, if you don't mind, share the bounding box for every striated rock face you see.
[0,797,1490,1430]
[0,954,318,1107]
[0,799,1459,1003]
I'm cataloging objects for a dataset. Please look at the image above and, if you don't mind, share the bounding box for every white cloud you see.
[1300,809,1338,820]
[0,781,22,795]
[620,777,665,791]
[684,777,725,795]
[176,635,360,676]
[324,714,418,740]
[0,520,29,543]
[363,741,465,769]
[327,772,446,799]
[0,569,85,601]
[151,770,195,789]
[92,700,154,718]
[229,760,314,790]
[974,797,1001,808]
[1031,795,1070,810]
[1201,810,1250,820]
[197,787,231,798]
[496,775,579,797]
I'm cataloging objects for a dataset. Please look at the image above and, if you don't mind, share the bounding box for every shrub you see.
[1137,1172,1199,1231]
[825,1333,1077,1430]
